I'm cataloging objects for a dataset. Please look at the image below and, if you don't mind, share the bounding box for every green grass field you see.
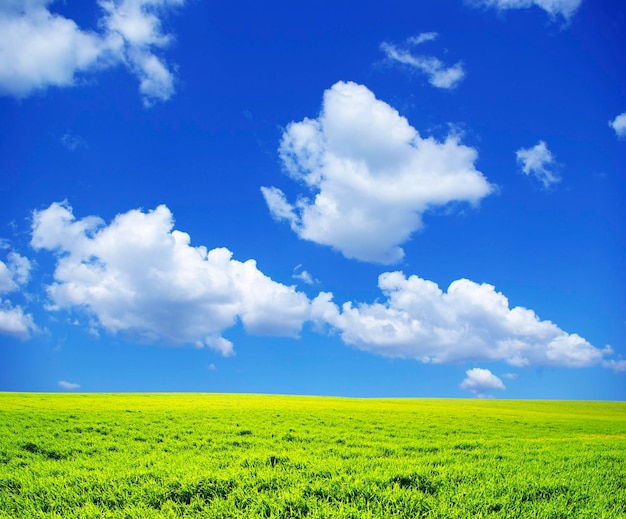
[0,393,624,518]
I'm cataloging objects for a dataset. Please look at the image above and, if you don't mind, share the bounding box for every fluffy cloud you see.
[516,140,561,189]
[380,33,465,89]
[31,201,312,356]
[460,368,505,398]
[312,271,611,368]
[609,112,626,139]
[58,380,80,390]
[0,249,36,339]
[469,0,582,20]
[0,0,183,105]
[0,300,37,339]
[262,81,493,264]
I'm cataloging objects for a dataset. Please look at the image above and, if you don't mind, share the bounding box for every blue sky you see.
[1,0,624,399]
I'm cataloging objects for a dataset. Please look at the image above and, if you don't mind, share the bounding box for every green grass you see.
[0,393,624,518]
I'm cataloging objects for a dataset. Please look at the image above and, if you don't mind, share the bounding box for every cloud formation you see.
[312,271,610,368]
[0,248,36,339]
[609,112,626,139]
[293,265,316,286]
[468,0,582,20]
[380,33,465,89]
[0,0,183,106]
[58,380,80,390]
[516,140,561,189]
[31,202,312,356]
[460,368,505,398]
[262,81,493,264]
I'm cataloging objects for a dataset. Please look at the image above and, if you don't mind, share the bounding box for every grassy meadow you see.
[0,393,624,518]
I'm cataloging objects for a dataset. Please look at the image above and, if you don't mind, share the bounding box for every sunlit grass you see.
[1,393,624,518]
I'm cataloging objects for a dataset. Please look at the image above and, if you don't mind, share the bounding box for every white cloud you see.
[516,140,561,189]
[502,372,519,379]
[0,249,36,339]
[58,380,80,389]
[460,368,505,398]
[61,132,86,151]
[407,32,439,45]
[0,299,37,339]
[609,112,626,139]
[262,81,493,264]
[31,201,313,356]
[380,34,465,89]
[602,359,626,373]
[0,253,29,294]
[0,0,183,106]
[312,271,611,368]
[469,0,582,20]
[293,264,316,285]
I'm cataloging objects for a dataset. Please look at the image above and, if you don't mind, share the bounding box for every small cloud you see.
[58,380,80,390]
[460,368,505,398]
[467,0,582,21]
[516,140,561,189]
[502,372,519,380]
[407,32,439,45]
[0,248,36,339]
[61,133,86,151]
[208,363,217,371]
[380,35,465,89]
[602,359,626,373]
[0,299,37,339]
[293,264,316,285]
[609,112,626,139]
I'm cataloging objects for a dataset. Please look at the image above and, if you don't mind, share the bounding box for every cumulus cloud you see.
[460,368,505,398]
[31,201,313,356]
[516,140,561,189]
[0,300,37,339]
[0,0,183,106]
[311,271,612,368]
[380,34,465,89]
[609,112,626,139]
[468,0,582,20]
[0,249,36,339]
[58,380,80,390]
[262,81,493,264]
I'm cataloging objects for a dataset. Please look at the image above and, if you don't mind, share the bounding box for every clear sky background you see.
[1,0,624,399]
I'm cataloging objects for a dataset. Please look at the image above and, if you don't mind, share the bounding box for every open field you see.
[0,394,624,518]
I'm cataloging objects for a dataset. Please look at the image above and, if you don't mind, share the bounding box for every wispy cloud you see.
[293,265,316,286]
[263,81,492,264]
[609,112,626,139]
[516,140,561,189]
[58,380,80,390]
[61,133,86,151]
[0,0,184,106]
[380,33,465,90]
[467,0,582,21]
